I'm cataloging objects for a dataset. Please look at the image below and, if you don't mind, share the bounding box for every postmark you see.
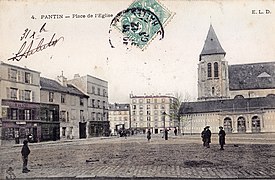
[109,0,174,50]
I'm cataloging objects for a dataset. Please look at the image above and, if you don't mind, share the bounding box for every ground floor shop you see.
[88,121,110,137]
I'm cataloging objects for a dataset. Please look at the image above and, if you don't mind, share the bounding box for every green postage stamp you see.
[110,0,174,50]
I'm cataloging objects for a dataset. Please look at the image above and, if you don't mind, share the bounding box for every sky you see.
[0,0,274,103]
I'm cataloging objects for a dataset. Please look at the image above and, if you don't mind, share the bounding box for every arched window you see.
[214,62,219,77]
[211,87,215,95]
[207,63,212,78]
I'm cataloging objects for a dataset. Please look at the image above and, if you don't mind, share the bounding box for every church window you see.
[214,62,219,77]
[207,63,212,77]
[212,87,215,95]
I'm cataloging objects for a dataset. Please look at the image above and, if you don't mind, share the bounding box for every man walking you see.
[218,126,226,150]
[147,129,151,142]
[204,126,211,148]
[201,127,206,147]
[21,140,31,173]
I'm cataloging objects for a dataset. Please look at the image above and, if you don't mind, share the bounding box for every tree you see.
[168,92,192,135]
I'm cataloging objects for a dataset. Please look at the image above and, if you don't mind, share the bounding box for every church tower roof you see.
[200,24,226,60]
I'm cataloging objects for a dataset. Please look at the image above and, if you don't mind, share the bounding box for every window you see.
[139,105,143,109]
[9,69,17,81]
[132,111,136,115]
[147,111,151,115]
[61,94,66,104]
[60,111,66,122]
[80,97,84,106]
[97,100,100,108]
[139,99,143,103]
[147,105,150,109]
[133,105,136,109]
[92,99,95,108]
[154,99,157,103]
[139,110,143,115]
[24,90,31,101]
[25,72,31,84]
[207,63,212,77]
[10,88,18,100]
[11,109,18,120]
[147,99,150,103]
[24,110,31,120]
[62,127,66,137]
[214,62,219,78]
[80,110,84,121]
[154,105,158,109]
[161,104,165,109]
[97,88,100,95]
[49,110,54,121]
[49,92,54,102]
[92,86,95,94]
[161,98,165,103]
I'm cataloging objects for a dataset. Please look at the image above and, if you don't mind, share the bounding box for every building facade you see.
[180,25,275,134]
[69,74,109,137]
[130,94,177,134]
[40,75,89,139]
[0,62,60,145]
[108,103,130,135]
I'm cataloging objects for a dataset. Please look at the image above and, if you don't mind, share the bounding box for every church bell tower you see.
[198,24,229,101]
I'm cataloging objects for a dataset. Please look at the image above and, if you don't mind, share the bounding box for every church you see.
[180,25,275,134]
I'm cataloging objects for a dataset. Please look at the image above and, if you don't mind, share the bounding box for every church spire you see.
[200,24,226,60]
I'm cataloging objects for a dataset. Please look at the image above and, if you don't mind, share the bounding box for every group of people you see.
[201,126,226,150]
[147,127,178,142]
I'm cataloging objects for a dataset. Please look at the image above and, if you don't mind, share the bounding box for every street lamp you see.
[162,111,166,137]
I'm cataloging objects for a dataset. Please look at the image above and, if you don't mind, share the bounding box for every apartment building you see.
[69,74,109,137]
[108,103,130,135]
[130,94,177,134]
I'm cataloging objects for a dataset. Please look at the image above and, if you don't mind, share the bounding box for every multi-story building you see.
[40,75,89,139]
[130,94,177,134]
[180,25,275,134]
[69,74,109,137]
[0,62,59,145]
[108,103,130,135]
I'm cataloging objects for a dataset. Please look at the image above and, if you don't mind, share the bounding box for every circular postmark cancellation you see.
[109,7,164,50]
[109,0,173,50]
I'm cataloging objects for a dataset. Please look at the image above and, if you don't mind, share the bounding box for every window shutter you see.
[8,68,11,80]
[22,72,25,83]
[6,87,10,99]
[30,73,33,84]
[32,91,35,102]
[19,90,22,100]
[17,71,21,82]
[21,90,25,100]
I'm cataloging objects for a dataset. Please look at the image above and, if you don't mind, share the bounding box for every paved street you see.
[1,133,275,179]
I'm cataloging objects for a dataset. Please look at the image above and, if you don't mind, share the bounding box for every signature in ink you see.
[8,23,64,61]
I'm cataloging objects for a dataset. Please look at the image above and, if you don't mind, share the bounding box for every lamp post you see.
[162,111,166,137]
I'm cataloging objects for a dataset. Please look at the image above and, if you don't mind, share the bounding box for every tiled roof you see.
[200,25,226,59]
[40,77,88,97]
[229,62,275,90]
[180,96,275,114]
[109,103,130,111]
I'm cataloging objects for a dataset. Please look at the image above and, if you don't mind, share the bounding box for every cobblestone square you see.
[1,134,275,179]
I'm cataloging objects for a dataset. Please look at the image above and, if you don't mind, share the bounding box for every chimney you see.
[74,74,80,78]
[56,71,68,87]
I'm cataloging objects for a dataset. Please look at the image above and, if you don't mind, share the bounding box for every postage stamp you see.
[110,0,174,50]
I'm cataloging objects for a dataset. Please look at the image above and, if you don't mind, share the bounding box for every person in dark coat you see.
[164,129,168,140]
[204,126,211,148]
[218,126,226,150]
[147,129,151,142]
[174,128,178,136]
[21,140,31,173]
[201,128,206,147]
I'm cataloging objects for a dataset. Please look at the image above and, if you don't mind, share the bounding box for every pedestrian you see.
[147,129,151,142]
[201,127,206,147]
[218,126,226,150]
[164,128,168,140]
[174,127,178,136]
[204,126,211,148]
[21,140,31,173]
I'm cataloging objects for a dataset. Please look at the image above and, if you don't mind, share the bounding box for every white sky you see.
[0,0,274,103]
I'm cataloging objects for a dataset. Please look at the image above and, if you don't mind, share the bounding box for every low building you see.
[130,94,177,134]
[108,103,130,135]
[40,75,89,139]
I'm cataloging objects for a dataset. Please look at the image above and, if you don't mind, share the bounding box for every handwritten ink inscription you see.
[8,23,64,61]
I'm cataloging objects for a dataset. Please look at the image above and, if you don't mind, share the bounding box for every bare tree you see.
[168,92,192,135]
